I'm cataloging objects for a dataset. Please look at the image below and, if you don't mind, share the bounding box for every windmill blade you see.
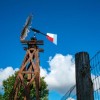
[20,15,32,41]
[25,15,32,27]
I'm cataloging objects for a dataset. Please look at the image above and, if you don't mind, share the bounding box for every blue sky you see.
[0,0,100,100]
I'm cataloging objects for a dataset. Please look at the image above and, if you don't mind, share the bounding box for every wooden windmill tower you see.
[9,15,43,100]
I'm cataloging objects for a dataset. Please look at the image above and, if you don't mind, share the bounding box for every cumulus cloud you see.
[41,54,76,94]
[66,97,75,100]
[0,67,19,94]
[40,67,47,77]
[91,74,100,91]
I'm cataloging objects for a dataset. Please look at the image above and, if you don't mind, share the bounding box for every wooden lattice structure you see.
[9,38,43,100]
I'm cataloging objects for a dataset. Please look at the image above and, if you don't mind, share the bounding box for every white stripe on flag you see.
[54,34,57,45]
[47,33,57,45]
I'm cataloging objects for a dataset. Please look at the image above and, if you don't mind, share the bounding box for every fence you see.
[90,51,100,100]
[61,51,100,100]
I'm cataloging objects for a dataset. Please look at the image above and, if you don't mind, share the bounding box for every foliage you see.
[1,72,48,100]
[30,77,49,100]
[0,94,4,100]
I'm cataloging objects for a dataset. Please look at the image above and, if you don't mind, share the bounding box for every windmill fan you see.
[20,15,32,41]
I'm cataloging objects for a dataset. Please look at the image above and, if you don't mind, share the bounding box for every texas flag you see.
[46,33,57,45]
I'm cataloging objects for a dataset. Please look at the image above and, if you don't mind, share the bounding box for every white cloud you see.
[66,97,75,100]
[41,54,76,94]
[91,74,100,91]
[40,66,47,77]
[0,67,19,93]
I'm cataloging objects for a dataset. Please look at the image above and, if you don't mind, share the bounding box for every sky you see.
[0,0,100,100]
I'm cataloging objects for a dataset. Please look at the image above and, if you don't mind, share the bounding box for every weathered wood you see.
[9,38,42,100]
[75,52,94,100]
[21,40,44,45]
[24,47,44,52]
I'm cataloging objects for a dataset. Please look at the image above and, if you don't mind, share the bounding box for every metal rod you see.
[30,28,47,36]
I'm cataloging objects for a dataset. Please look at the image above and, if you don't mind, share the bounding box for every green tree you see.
[2,72,48,100]
[0,94,4,100]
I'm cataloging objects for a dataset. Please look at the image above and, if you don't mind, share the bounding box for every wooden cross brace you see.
[9,47,40,100]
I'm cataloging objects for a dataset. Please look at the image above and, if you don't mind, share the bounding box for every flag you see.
[46,33,57,45]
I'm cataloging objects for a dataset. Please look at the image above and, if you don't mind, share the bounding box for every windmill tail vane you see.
[46,33,57,45]
[30,27,57,45]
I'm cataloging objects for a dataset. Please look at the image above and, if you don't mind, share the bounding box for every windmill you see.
[9,14,57,100]
[9,15,43,100]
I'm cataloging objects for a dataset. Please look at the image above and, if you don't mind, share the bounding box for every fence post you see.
[75,52,94,100]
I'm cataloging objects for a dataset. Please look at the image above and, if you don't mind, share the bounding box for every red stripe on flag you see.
[46,35,53,42]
